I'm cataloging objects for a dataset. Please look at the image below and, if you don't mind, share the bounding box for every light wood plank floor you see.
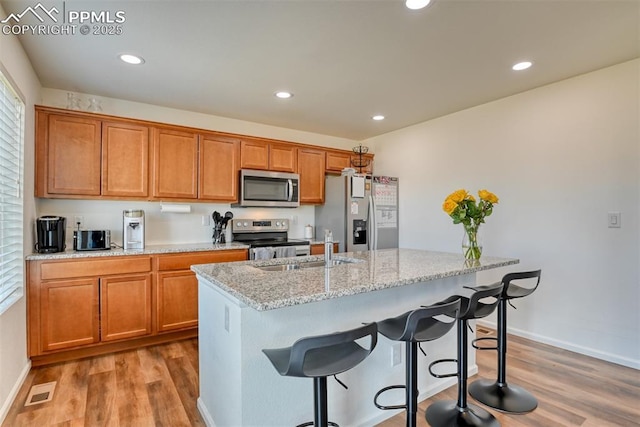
[3,329,639,426]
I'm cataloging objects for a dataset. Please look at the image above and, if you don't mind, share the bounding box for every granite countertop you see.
[191,248,519,311]
[25,242,249,261]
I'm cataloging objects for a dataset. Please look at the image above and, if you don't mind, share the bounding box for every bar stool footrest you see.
[373,385,407,410]
[471,336,498,350]
[428,358,458,379]
[297,422,339,427]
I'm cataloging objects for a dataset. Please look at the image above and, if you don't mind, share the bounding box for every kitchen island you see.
[192,248,518,427]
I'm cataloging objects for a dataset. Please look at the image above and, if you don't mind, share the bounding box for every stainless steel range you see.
[232,218,310,260]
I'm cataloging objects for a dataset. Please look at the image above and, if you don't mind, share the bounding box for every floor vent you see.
[477,326,492,334]
[25,381,56,406]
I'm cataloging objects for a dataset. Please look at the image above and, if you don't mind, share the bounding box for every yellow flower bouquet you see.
[443,189,499,260]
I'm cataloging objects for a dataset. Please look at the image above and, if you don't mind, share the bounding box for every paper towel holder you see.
[160,203,191,213]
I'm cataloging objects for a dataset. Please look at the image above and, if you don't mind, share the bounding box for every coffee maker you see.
[123,210,145,250]
[35,216,66,253]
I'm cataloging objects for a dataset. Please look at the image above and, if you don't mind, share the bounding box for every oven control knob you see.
[236,221,242,227]
[243,222,249,227]
[276,221,281,226]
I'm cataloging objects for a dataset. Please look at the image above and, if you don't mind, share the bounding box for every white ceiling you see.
[2,0,639,140]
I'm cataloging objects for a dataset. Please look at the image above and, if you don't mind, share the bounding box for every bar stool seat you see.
[263,323,377,427]
[469,270,542,414]
[425,283,504,427]
[373,299,461,427]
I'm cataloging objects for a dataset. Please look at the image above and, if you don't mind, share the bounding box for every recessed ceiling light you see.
[119,54,144,65]
[512,61,532,71]
[372,115,385,121]
[406,0,432,10]
[275,91,293,99]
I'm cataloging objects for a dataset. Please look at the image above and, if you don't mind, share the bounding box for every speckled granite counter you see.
[194,248,518,426]
[25,242,249,261]
[191,248,518,311]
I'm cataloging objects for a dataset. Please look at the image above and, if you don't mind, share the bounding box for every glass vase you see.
[462,226,483,260]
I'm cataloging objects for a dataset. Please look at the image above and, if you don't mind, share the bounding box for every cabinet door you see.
[240,139,269,170]
[102,121,149,197]
[310,243,340,255]
[199,134,240,201]
[100,274,152,342]
[47,114,102,195]
[151,128,198,199]
[326,151,352,173]
[156,270,198,332]
[298,148,326,204]
[269,143,297,172]
[40,278,99,352]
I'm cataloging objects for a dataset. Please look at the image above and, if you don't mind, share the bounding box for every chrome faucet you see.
[324,230,334,266]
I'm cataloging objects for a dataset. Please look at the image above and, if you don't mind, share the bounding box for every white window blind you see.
[0,69,24,314]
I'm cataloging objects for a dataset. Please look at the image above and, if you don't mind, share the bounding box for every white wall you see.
[367,60,640,368]
[0,4,42,422]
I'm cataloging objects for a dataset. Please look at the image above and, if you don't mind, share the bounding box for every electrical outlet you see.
[73,215,84,230]
[392,343,402,366]
[202,215,210,226]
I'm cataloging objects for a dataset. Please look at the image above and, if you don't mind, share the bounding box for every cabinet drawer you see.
[155,249,248,271]
[40,256,151,280]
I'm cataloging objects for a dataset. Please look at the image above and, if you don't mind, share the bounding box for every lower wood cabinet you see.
[154,249,248,332]
[100,273,152,342]
[40,278,100,352]
[310,243,340,255]
[27,248,248,366]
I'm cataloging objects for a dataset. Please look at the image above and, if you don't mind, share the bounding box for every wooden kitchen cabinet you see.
[151,127,199,199]
[199,133,240,201]
[100,274,152,341]
[240,139,297,172]
[310,243,339,255]
[326,151,352,173]
[40,112,102,196]
[154,249,248,332]
[101,121,149,197]
[298,147,326,204]
[40,278,100,352]
[269,143,297,172]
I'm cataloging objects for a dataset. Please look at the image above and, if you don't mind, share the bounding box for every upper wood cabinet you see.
[34,106,373,203]
[298,147,326,204]
[151,127,199,199]
[199,134,240,201]
[102,121,149,197]
[326,151,352,173]
[41,113,102,196]
[240,139,297,172]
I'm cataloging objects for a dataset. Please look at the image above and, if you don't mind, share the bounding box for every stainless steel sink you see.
[256,258,359,272]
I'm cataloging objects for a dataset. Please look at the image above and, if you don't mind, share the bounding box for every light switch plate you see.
[608,212,621,228]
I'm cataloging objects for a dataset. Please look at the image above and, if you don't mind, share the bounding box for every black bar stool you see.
[425,283,504,427]
[262,323,377,427]
[373,299,461,427]
[469,270,542,413]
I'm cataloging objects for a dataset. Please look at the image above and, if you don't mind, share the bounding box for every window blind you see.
[0,69,24,314]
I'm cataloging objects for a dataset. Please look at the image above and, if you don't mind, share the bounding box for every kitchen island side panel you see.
[200,273,476,426]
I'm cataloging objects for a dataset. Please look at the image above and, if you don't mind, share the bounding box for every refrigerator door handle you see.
[368,193,377,250]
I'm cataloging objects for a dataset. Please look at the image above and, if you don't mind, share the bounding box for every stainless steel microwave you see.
[234,169,300,207]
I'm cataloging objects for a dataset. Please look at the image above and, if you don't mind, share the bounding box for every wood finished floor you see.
[3,329,639,426]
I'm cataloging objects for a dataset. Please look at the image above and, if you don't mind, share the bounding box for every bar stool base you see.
[469,379,537,414]
[426,400,499,427]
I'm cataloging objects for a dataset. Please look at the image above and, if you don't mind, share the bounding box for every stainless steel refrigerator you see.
[315,174,399,252]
